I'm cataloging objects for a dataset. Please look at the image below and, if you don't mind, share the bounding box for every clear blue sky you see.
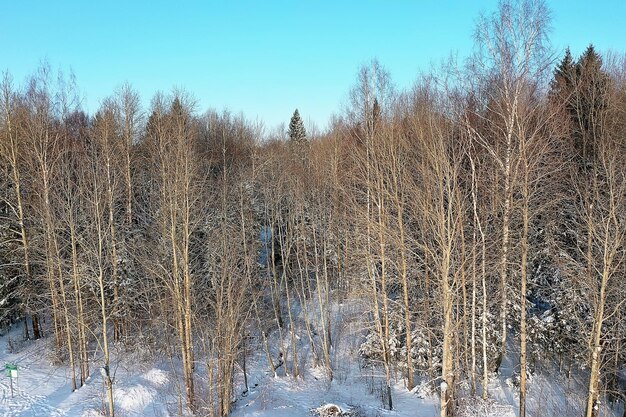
[2,1,625,131]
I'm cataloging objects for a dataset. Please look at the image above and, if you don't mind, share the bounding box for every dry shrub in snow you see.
[313,403,344,417]
[456,397,515,417]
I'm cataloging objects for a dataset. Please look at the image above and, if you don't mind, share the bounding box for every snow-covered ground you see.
[0,304,623,417]
[0,323,178,416]
[229,365,437,417]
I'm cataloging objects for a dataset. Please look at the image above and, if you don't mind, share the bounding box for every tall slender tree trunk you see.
[170,210,194,410]
[498,143,512,372]
[470,155,489,399]
[54,239,77,391]
[42,175,62,350]
[295,235,319,366]
[377,177,393,411]
[93,175,115,417]
[398,205,414,391]
[470,227,477,396]
[70,218,89,386]
[585,239,611,417]
[460,227,469,383]
[440,271,454,417]
[105,159,121,344]
[519,173,530,417]
[312,227,332,380]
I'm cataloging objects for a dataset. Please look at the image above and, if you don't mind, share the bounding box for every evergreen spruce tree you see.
[549,46,610,164]
[575,45,609,163]
[577,44,603,77]
[372,98,381,134]
[550,48,576,98]
[549,48,578,163]
[287,109,306,143]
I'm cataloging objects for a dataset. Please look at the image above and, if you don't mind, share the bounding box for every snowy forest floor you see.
[0,322,179,416]
[0,301,624,417]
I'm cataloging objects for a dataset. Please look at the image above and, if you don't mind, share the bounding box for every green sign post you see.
[5,363,17,397]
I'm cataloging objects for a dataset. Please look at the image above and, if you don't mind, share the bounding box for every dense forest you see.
[1,1,625,417]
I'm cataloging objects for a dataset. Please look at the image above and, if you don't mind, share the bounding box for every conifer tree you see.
[578,45,603,76]
[372,98,381,133]
[575,44,609,162]
[550,46,610,164]
[287,109,306,143]
[551,48,576,99]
